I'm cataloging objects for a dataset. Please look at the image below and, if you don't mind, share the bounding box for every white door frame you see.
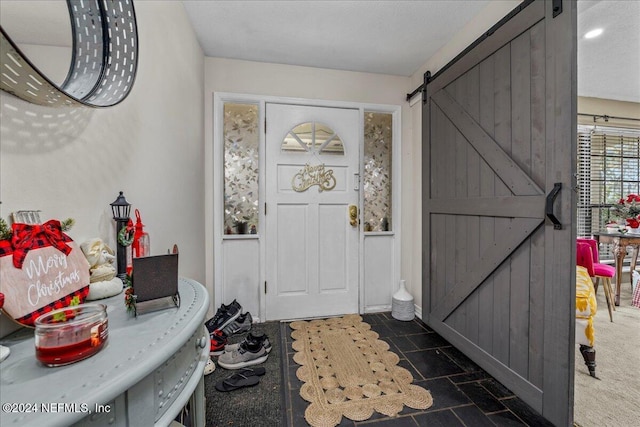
[212,92,402,321]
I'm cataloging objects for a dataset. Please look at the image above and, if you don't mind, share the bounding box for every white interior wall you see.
[578,97,640,128]
[204,58,411,316]
[0,1,204,336]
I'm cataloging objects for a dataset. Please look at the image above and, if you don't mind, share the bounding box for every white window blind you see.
[577,125,640,257]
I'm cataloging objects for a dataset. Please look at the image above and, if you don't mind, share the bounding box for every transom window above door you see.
[282,122,344,155]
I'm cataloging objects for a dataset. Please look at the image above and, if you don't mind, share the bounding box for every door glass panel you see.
[315,123,344,154]
[283,123,312,152]
[282,122,344,154]
[363,112,393,232]
[224,103,259,235]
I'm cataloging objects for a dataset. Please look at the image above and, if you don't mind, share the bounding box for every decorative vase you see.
[234,221,248,234]
[392,280,414,321]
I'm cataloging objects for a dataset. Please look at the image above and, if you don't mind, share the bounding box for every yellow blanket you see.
[576,266,597,347]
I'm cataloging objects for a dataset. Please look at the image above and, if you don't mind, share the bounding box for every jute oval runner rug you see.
[291,314,433,427]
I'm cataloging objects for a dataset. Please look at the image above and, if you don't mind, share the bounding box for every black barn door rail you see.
[405,0,537,103]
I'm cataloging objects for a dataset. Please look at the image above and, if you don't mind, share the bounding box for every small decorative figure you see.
[80,238,123,300]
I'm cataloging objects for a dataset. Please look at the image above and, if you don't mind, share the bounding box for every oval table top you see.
[0,277,209,427]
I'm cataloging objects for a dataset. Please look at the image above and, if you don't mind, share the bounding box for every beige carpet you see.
[574,279,640,427]
[290,314,432,427]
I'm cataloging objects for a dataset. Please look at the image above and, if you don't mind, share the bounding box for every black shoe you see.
[205,300,241,334]
[224,331,272,354]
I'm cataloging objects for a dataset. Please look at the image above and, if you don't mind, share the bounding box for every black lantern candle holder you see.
[110,191,131,280]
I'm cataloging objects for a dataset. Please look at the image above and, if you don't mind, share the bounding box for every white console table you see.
[0,277,209,427]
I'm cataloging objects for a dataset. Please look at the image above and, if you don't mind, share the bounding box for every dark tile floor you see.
[280,312,554,427]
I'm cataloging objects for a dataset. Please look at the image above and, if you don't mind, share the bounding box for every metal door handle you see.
[349,205,358,227]
[546,183,562,230]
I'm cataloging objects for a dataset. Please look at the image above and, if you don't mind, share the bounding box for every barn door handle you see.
[546,183,562,230]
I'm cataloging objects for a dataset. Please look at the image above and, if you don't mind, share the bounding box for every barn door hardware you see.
[546,183,563,230]
[552,0,563,18]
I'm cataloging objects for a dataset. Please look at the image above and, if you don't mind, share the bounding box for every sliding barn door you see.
[422,1,576,425]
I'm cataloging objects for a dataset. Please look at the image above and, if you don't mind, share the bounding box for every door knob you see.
[349,205,359,227]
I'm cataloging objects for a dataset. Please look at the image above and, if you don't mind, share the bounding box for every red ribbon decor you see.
[10,220,72,269]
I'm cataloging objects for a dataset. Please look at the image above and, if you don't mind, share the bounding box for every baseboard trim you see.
[363,305,392,313]
[414,304,422,319]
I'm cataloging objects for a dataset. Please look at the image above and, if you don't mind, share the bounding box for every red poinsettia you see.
[613,194,640,220]
[627,218,640,229]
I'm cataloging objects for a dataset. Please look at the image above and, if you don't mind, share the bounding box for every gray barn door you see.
[422,1,576,425]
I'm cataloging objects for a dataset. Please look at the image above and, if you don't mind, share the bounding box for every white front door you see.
[265,103,360,320]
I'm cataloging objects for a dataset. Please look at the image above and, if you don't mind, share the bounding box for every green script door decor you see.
[292,163,337,192]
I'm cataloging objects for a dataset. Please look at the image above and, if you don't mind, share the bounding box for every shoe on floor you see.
[224,331,272,354]
[214,372,261,392]
[204,357,216,375]
[236,366,266,377]
[218,340,268,369]
[221,311,253,336]
[205,300,241,334]
[210,329,228,356]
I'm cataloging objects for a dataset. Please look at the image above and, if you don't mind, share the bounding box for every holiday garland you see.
[0,218,10,240]
[123,273,137,315]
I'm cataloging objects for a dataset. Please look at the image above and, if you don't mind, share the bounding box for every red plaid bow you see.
[10,220,72,269]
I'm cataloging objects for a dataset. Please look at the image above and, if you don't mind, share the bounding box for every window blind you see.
[577,125,640,259]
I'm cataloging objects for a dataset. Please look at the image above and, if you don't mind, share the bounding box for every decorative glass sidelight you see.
[363,112,393,232]
[223,103,259,235]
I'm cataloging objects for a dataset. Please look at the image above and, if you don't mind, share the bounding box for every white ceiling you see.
[183,0,640,103]
[1,1,638,103]
[182,0,491,77]
[577,1,640,103]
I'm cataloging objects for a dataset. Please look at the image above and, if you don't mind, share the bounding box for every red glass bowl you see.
[34,304,108,367]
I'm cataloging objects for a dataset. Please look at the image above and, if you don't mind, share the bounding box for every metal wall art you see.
[292,163,336,193]
[0,0,138,107]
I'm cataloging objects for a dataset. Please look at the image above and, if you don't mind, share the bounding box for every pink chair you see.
[577,238,615,322]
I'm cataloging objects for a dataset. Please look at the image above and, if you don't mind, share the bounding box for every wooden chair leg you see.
[630,245,639,287]
[602,278,614,322]
[606,278,616,312]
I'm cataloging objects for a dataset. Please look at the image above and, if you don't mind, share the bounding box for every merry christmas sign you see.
[0,220,90,326]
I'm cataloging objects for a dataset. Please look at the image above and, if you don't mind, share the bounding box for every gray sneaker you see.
[218,341,268,369]
[224,331,272,354]
[221,311,253,336]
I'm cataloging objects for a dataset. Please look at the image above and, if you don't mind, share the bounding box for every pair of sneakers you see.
[206,300,253,355]
[217,331,272,369]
